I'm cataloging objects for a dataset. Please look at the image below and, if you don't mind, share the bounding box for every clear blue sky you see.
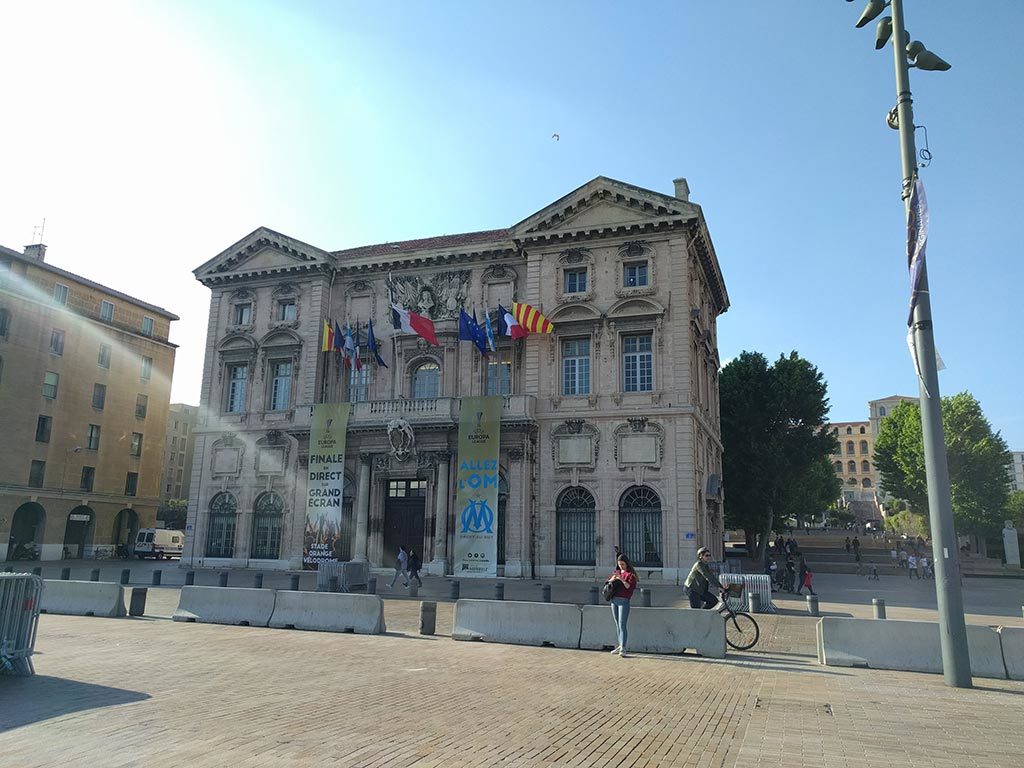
[2,1,1022,447]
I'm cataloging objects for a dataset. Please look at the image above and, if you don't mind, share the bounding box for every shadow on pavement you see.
[0,676,150,732]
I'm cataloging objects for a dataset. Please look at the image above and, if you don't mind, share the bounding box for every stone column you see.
[503,447,525,578]
[352,453,371,561]
[428,452,450,575]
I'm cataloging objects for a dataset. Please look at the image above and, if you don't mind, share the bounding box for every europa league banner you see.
[303,403,351,570]
[453,396,502,577]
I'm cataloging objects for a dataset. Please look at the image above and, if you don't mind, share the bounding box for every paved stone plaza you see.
[2,568,1024,767]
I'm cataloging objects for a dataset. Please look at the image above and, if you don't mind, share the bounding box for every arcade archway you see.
[7,502,46,560]
[62,506,96,559]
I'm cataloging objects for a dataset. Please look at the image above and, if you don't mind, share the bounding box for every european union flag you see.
[459,309,488,357]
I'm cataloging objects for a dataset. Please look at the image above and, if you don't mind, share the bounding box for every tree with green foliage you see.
[721,351,837,559]
[1005,491,1024,529]
[874,392,1011,536]
[782,456,842,529]
[158,499,189,530]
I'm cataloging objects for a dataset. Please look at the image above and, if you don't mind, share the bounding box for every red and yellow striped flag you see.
[512,302,553,335]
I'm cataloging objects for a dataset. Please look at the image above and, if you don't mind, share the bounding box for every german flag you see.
[512,302,553,335]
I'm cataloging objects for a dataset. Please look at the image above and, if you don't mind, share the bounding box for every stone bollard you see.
[409,583,419,598]
[129,587,147,616]
[419,601,437,635]
[367,576,377,595]
[747,592,761,613]
[806,595,819,617]
[873,598,887,619]
[253,573,263,589]
[185,571,195,585]
[329,576,339,593]
[152,570,162,586]
[32,567,42,576]
[449,580,460,600]
[218,571,229,587]
[494,582,504,600]
[61,567,71,580]
[120,568,130,585]
[640,588,652,607]
[90,568,101,582]
[589,586,600,605]
[542,584,551,603]
[290,574,300,591]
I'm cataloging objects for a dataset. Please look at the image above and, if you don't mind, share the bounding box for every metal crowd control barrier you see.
[0,573,44,676]
[315,561,370,593]
[719,573,776,613]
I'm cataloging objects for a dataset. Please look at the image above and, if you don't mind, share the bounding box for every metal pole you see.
[889,0,971,688]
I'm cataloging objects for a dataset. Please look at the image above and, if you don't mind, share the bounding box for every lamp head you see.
[874,17,893,49]
[907,40,951,71]
[855,0,887,29]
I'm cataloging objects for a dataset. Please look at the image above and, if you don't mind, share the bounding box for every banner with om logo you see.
[453,397,502,576]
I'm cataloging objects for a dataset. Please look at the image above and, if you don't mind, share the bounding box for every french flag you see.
[497,303,528,340]
[391,303,439,346]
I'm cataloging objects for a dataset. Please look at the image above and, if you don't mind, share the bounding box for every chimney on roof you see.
[673,177,690,202]
[23,243,47,262]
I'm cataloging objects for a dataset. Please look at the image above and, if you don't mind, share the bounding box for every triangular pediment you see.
[511,176,697,238]
[194,227,335,284]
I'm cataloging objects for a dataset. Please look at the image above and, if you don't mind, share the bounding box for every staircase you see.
[769,531,896,575]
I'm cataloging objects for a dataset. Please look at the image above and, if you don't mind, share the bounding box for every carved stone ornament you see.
[508,447,524,461]
[627,417,648,433]
[373,455,391,473]
[348,279,373,294]
[565,419,585,434]
[550,420,600,471]
[390,271,470,320]
[387,418,416,462]
[613,420,665,468]
[556,248,594,305]
[265,429,285,445]
[615,240,657,298]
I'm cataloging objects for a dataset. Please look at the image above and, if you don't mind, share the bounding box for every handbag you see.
[602,579,621,602]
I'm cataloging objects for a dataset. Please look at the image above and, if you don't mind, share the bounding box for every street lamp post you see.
[849,0,971,688]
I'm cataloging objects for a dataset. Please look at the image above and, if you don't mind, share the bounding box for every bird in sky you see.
[551,133,559,141]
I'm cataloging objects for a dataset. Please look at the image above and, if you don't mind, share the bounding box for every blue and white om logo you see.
[460,498,494,533]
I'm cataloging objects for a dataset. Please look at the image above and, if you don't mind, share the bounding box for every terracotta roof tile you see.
[332,228,511,259]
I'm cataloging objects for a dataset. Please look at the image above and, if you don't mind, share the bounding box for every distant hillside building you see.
[0,243,178,561]
[160,403,198,503]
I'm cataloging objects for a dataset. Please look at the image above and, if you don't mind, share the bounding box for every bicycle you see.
[717,583,760,651]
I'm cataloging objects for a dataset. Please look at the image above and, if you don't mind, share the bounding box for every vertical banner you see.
[303,403,351,570]
[453,396,502,576]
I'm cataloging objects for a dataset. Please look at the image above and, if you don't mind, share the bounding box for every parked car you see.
[134,528,184,559]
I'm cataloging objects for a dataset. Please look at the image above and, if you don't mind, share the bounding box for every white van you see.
[134,528,184,559]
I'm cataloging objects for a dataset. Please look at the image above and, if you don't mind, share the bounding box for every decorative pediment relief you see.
[390,270,470,320]
[551,419,600,472]
[218,332,257,353]
[194,227,335,285]
[607,296,665,319]
[613,419,664,469]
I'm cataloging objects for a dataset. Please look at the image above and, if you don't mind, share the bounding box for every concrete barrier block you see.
[269,591,385,634]
[172,586,276,627]
[580,606,726,658]
[999,627,1024,681]
[40,580,126,618]
[818,617,1007,679]
[452,599,581,649]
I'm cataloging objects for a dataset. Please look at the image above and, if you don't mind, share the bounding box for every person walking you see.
[784,555,797,592]
[899,547,909,570]
[854,549,864,576]
[852,537,861,557]
[890,546,898,569]
[796,555,815,595]
[844,537,851,554]
[684,546,722,609]
[607,553,638,657]
[406,548,422,588]
[907,553,919,579]
[388,545,410,588]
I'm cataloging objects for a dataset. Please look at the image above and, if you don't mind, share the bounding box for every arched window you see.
[847,461,856,473]
[847,478,858,485]
[860,440,869,455]
[619,486,662,567]
[846,426,853,435]
[861,460,870,473]
[497,475,509,565]
[556,487,595,565]
[859,426,866,434]
[206,492,237,558]
[862,478,872,488]
[834,461,843,473]
[846,441,855,455]
[879,406,887,417]
[250,491,284,559]
[412,362,440,399]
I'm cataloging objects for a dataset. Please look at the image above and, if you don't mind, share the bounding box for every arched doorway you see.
[63,506,96,559]
[112,509,139,556]
[7,502,46,560]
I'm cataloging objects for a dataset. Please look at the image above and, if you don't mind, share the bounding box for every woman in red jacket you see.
[607,553,639,657]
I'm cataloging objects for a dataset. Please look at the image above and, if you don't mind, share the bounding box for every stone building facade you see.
[0,243,178,561]
[160,403,198,503]
[182,176,729,581]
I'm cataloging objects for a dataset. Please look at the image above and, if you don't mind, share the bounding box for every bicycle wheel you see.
[725,611,760,650]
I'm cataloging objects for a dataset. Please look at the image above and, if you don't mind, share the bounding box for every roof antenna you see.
[31,218,47,244]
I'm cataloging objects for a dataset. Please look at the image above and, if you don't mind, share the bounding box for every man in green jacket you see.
[685,546,723,608]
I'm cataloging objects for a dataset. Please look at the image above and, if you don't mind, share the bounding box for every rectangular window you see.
[53,283,69,305]
[563,269,587,294]
[226,364,247,412]
[622,333,653,392]
[99,300,114,322]
[135,394,148,419]
[49,329,65,355]
[277,300,296,321]
[92,383,106,409]
[43,371,59,399]
[124,472,138,496]
[182,423,188,434]
[0,307,9,337]
[171,436,178,450]
[166,483,173,495]
[269,360,293,410]
[80,466,95,492]
[623,261,649,288]
[177,451,184,466]
[141,355,152,381]
[29,460,46,488]
[233,304,252,325]
[176,468,183,481]
[486,361,511,396]
[562,338,591,396]
[35,415,52,443]
[131,432,143,456]
[87,424,101,451]
[98,344,111,369]
[141,316,154,337]
[348,366,368,403]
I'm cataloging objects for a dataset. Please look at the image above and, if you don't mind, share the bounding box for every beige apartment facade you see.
[182,176,730,581]
[829,420,876,503]
[0,243,177,561]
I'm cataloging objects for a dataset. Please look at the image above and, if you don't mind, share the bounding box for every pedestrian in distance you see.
[920,555,931,579]
[783,555,797,592]
[890,547,898,569]
[844,537,851,554]
[854,549,864,576]
[607,553,638,657]
[795,555,814,595]
[407,548,422,588]
[388,545,410,588]
[852,536,861,556]
[684,546,722,609]
[869,563,879,580]
[907,553,919,579]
